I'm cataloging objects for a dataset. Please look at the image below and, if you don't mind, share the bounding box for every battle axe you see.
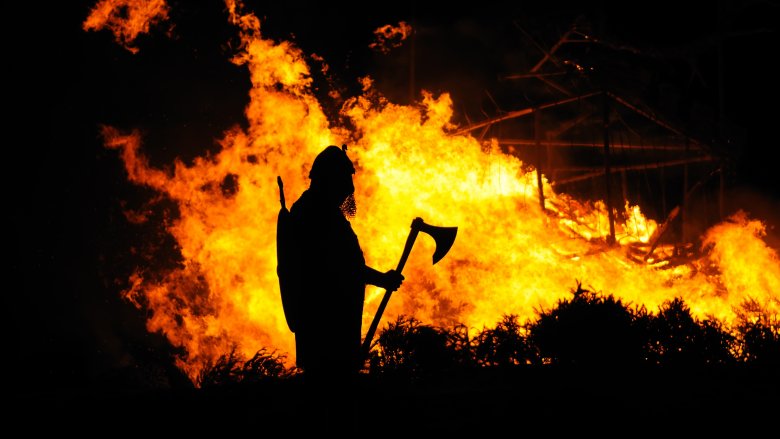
[361,217,458,358]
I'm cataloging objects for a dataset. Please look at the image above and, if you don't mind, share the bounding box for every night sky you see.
[17,0,779,394]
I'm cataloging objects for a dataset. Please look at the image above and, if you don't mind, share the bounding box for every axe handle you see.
[361,224,420,358]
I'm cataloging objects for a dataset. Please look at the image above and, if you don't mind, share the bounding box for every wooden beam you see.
[603,93,616,245]
[538,75,573,96]
[552,156,716,185]
[535,110,546,211]
[531,28,575,72]
[545,110,595,139]
[452,92,601,135]
[498,139,692,151]
[681,138,690,245]
[503,71,567,80]
[719,168,725,220]
[606,92,710,152]
[513,21,571,72]
[644,166,722,261]
[643,206,680,261]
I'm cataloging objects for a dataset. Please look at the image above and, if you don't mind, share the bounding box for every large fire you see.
[89,1,779,382]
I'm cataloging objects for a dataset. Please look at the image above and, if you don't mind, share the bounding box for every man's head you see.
[309,145,357,217]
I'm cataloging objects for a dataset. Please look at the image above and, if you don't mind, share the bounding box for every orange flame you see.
[83,0,170,53]
[96,1,780,382]
[369,22,413,54]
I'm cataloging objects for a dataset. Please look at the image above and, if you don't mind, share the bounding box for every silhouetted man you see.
[286,145,403,429]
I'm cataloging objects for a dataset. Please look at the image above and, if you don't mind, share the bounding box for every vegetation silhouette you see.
[528,281,645,368]
[197,282,777,386]
[140,282,778,433]
[473,314,538,368]
[645,297,736,368]
[734,298,780,368]
[198,347,294,388]
[367,315,465,382]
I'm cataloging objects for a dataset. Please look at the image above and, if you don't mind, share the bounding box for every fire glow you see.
[90,0,779,382]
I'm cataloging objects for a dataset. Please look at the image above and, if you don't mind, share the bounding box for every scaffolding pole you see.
[498,139,695,151]
[452,92,601,136]
[552,156,716,185]
[535,110,546,211]
[644,166,723,261]
[603,92,616,245]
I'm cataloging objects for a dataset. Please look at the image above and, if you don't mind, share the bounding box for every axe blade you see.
[415,218,458,264]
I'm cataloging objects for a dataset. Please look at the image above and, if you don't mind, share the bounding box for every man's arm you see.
[363,265,404,292]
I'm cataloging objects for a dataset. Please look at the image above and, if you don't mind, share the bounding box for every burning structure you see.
[452,15,740,263]
[79,0,778,384]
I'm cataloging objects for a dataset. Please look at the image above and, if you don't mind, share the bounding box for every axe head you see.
[413,217,458,264]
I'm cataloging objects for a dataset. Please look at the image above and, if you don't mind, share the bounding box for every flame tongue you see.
[83,0,170,53]
[97,1,780,383]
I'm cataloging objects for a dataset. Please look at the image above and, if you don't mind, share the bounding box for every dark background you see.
[14,0,779,397]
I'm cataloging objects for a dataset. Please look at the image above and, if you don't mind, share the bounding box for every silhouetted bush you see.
[199,287,776,387]
[443,322,477,370]
[365,284,763,380]
[736,318,780,367]
[646,298,736,367]
[241,348,298,383]
[528,282,645,367]
[198,349,243,388]
[697,319,738,366]
[473,314,538,368]
[368,315,462,379]
[198,347,295,388]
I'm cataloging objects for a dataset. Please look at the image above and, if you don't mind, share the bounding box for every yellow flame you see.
[701,210,780,313]
[96,0,780,382]
[83,0,170,54]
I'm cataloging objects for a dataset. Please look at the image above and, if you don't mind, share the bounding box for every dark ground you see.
[15,366,779,434]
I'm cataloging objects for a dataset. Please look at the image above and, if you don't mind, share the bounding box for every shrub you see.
[528,282,644,367]
[646,298,736,367]
[473,314,538,368]
[198,347,295,388]
[368,315,461,380]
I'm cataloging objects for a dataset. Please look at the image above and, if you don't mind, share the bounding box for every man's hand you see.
[382,269,404,292]
[364,266,405,291]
